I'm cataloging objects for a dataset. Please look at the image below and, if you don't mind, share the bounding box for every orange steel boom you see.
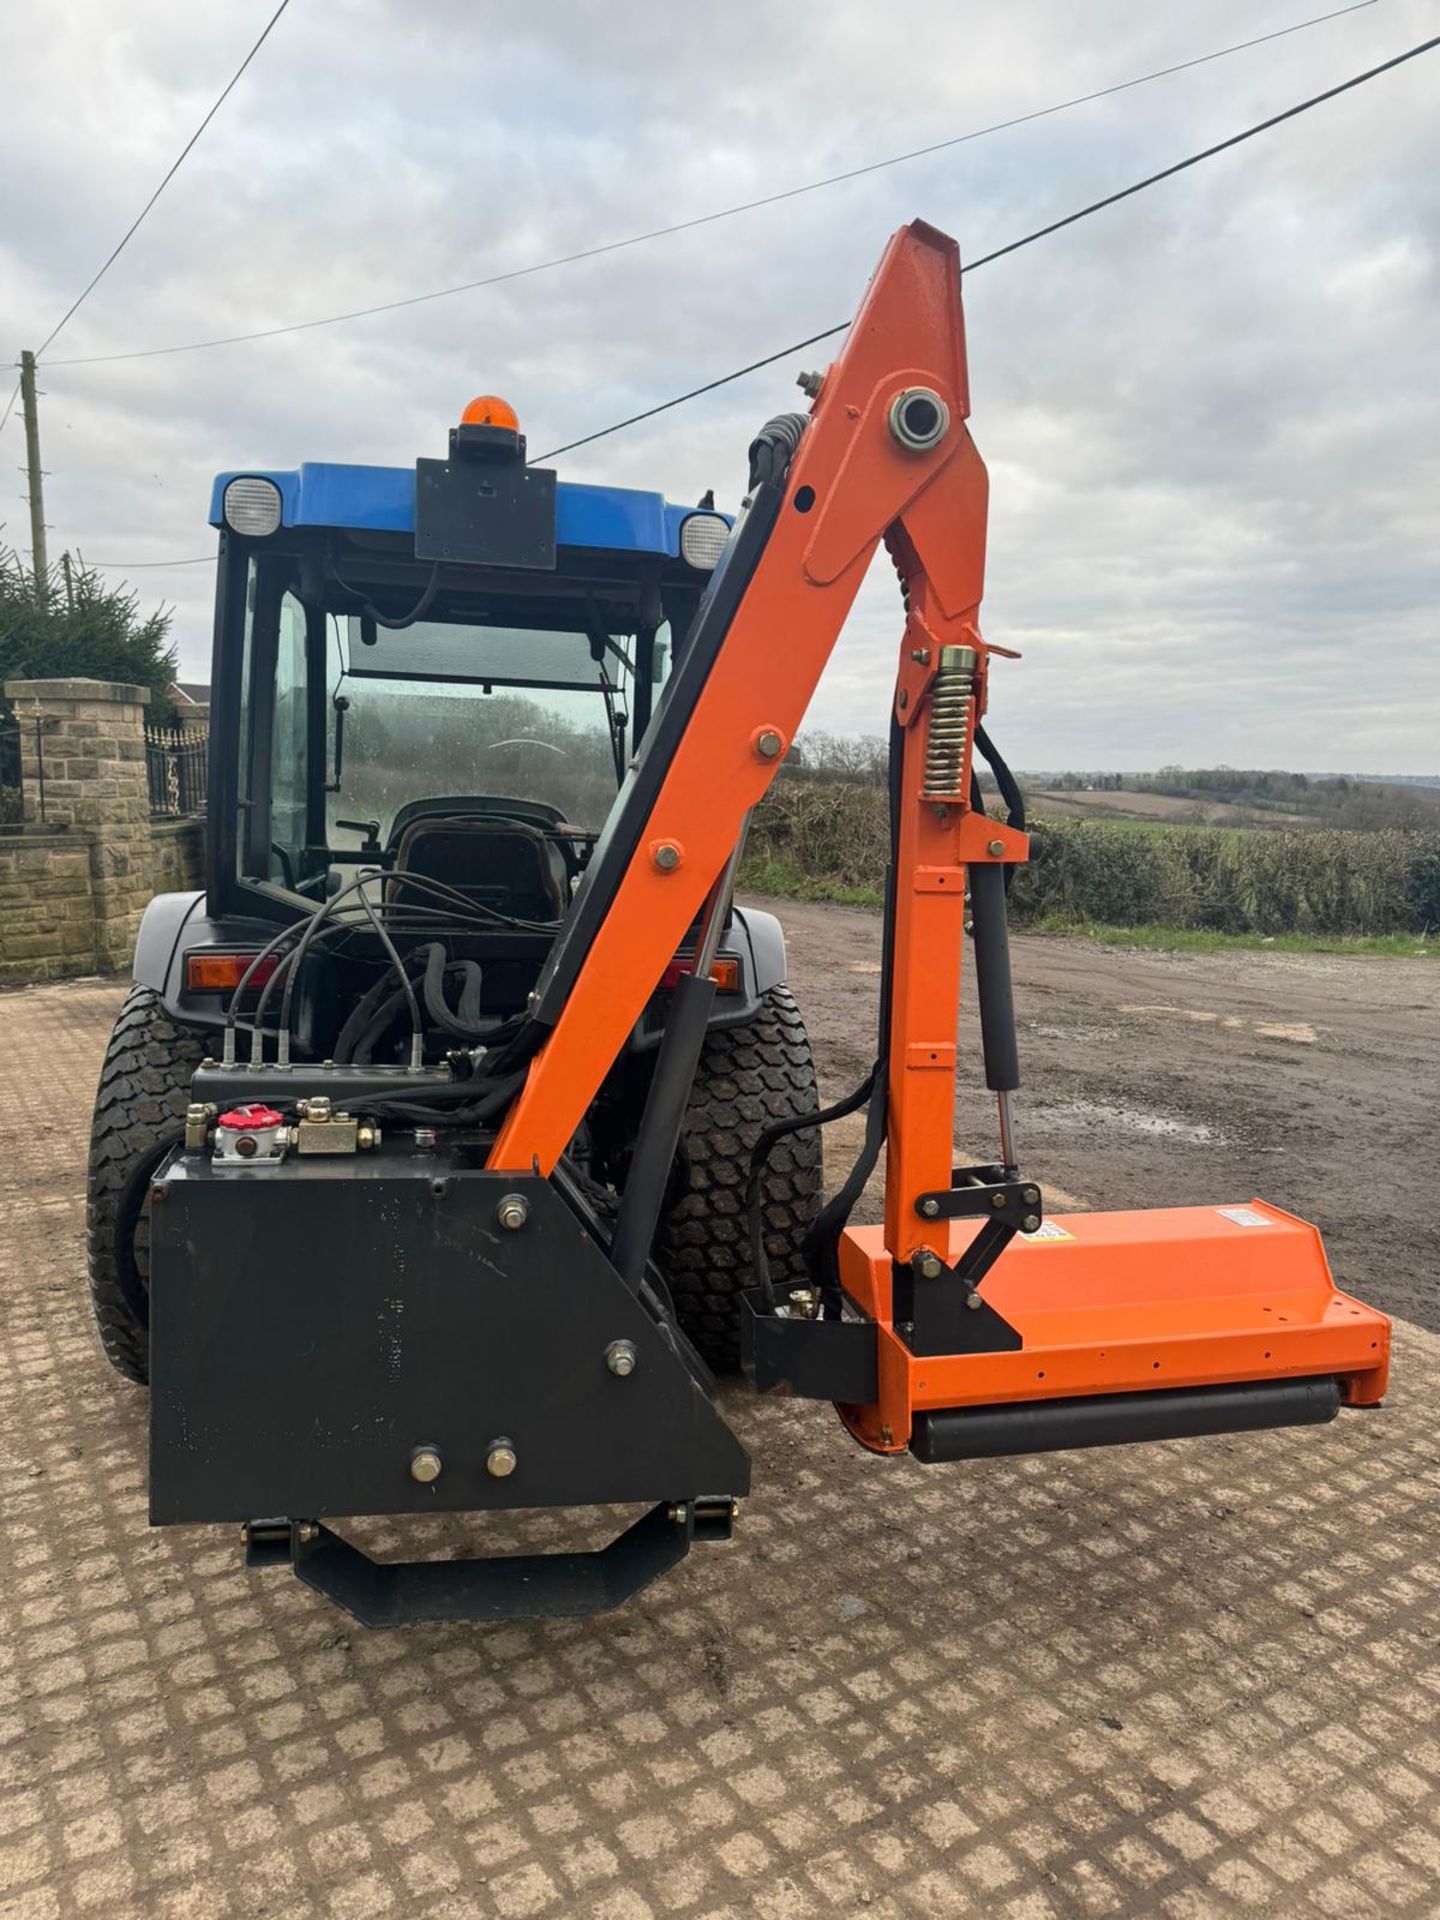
[490,218,1390,1454]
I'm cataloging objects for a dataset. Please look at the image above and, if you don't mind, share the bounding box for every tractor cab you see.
[198,401,734,1014]
[131,399,787,1054]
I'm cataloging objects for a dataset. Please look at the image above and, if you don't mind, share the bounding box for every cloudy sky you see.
[2,0,1436,771]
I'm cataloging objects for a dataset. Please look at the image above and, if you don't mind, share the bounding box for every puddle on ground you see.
[1036,1099,1220,1146]
[1119,1004,1317,1044]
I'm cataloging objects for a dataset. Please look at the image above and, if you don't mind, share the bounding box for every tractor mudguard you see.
[132,889,205,1007]
[733,903,787,999]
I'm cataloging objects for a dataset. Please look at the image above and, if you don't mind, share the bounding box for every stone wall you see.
[0,679,206,984]
[150,818,206,895]
[0,831,100,981]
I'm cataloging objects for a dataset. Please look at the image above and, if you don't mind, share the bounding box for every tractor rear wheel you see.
[86,985,205,1385]
[656,984,823,1373]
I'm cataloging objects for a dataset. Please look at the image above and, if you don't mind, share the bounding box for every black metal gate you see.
[145,716,208,816]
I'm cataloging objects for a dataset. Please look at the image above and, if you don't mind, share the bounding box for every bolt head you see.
[988,839,1006,858]
[1022,1214,1041,1234]
[496,1193,529,1231]
[796,369,824,398]
[605,1339,638,1377]
[1023,1187,1040,1205]
[991,1191,1007,1208]
[485,1441,518,1478]
[913,1251,943,1280]
[967,1292,983,1310]
[652,841,681,872]
[920,1196,940,1218]
[409,1446,443,1484]
[755,728,784,760]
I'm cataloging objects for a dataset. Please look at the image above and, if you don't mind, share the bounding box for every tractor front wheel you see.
[656,984,823,1373]
[86,985,205,1385]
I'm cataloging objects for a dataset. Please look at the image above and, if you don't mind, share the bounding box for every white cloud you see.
[2,0,1435,770]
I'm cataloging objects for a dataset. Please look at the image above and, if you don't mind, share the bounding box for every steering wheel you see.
[486,738,570,757]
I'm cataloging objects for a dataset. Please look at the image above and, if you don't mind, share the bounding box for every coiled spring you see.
[921,644,978,800]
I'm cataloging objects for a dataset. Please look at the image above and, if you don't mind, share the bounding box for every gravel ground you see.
[1,937,1437,1920]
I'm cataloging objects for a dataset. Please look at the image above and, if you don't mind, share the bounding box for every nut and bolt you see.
[485,1439,518,1479]
[967,1292,983,1311]
[652,841,681,872]
[912,1250,944,1280]
[988,839,1006,858]
[409,1445,443,1484]
[669,1502,689,1524]
[496,1194,529,1231]
[1023,1187,1040,1205]
[796,369,824,398]
[920,1196,941,1219]
[909,647,931,665]
[755,728,784,760]
[356,1122,380,1151]
[605,1339,638,1378]
[413,1126,437,1149]
[1022,1213,1041,1234]
[991,1192,1007,1209]
[296,1522,319,1544]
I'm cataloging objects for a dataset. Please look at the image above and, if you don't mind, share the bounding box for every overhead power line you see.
[34,0,292,361]
[83,555,214,570]
[536,28,1440,462]
[41,0,1375,371]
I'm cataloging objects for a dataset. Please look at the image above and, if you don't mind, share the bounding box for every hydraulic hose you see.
[421,943,485,1040]
[747,412,809,490]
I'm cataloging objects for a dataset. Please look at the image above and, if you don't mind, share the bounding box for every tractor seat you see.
[390,816,566,924]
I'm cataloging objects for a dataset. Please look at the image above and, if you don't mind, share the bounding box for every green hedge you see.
[742,782,1440,935]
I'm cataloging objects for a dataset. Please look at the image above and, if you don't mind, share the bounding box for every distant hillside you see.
[1018,768,1440,832]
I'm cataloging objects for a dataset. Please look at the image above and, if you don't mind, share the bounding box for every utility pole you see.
[19,350,48,601]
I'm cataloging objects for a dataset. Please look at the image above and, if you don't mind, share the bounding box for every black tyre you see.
[655,984,822,1372]
[86,985,204,1385]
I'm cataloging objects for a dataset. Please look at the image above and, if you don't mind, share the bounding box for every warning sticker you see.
[1021,1220,1074,1241]
[1217,1206,1270,1228]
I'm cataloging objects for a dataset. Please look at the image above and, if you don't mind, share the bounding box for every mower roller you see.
[91,218,1389,1626]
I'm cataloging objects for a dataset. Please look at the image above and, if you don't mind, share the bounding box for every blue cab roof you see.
[208,463,704,559]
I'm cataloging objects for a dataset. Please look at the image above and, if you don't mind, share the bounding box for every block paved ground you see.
[2,959,1438,1920]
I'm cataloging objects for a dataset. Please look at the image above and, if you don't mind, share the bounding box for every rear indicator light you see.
[659,955,740,993]
[185,951,280,993]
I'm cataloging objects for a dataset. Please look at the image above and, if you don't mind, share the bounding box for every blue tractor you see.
[86,397,821,1385]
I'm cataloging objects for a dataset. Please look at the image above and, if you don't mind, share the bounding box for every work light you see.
[679,512,729,570]
[222,476,282,536]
